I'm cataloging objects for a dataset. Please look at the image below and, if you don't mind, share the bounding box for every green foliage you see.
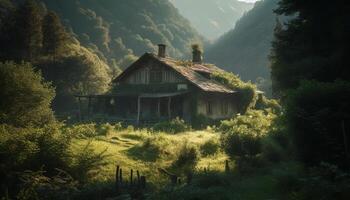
[255,94,282,114]
[32,0,203,68]
[172,144,199,171]
[200,139,220,157]
[211,71,257,113]
[70,142,110,183]
[207,0,279,81]
[12,0,43,61]
[42,11,69,57]
[191,114,218,130]
[153,117,190,134]
[271,0,350,93]
[38,45,111,111]
[0,61,55,127]
[219,109,276,159]
[16,169,78,200]
[285,80,350,167]
[63,123,97,139]
[278,163,350,200]
[0,124,72,197]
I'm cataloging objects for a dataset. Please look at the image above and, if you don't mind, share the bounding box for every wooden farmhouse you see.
[76,44,244,124]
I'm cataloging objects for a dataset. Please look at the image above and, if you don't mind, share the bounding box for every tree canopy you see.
[0,62,55,127]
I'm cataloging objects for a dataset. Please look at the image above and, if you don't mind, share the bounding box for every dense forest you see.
[169,0,254,40]
[206,0,278,93]
[11,0,204,70]
[1,0,350,199]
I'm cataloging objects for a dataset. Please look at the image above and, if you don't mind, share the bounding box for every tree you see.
[12,0,43,61]
[271,0,350,93]
[42,11,69,58]
[270,0,350,167]
[0,61,55,127]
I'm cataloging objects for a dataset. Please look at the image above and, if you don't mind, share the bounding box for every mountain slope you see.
[206,0,278,81]
[170,0,254,40]
[14,0,204,70]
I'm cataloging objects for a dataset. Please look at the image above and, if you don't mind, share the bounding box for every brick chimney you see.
[158,44,166,58]
[192,44,203,64]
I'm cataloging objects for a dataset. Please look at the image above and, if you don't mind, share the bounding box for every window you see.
[206,101,213,115]
[150,67,162,83]
[221,101,229,115]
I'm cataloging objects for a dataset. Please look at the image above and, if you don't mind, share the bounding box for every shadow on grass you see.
[120,133,144,141]
[126,141,161,162]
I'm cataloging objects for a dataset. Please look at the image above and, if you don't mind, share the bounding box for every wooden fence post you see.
[116,165,120,191]
[119,168,123,186]
[140,176,146,189]
[130,169,133,186]
[225,160,230,173]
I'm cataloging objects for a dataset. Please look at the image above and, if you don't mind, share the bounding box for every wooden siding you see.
[197,93,238,119]
[123,61,185,84]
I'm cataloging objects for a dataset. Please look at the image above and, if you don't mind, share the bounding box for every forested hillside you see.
[0,0,111,112]
[206,0,278,83]
[170,0,253,40]
[12,0,204,70]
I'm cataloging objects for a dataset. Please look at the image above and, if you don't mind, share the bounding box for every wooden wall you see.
[123,61,185,84]
[197,93,238,120]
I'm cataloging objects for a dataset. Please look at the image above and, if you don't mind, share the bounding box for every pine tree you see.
[13,0,43,61]
[42,11,69,59]
[271,0,350,94]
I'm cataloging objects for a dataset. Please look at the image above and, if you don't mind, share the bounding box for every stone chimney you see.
[158,44,166,58]
[192,44,203,64]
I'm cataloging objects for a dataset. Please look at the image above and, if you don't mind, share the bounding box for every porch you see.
[75,91,189,125]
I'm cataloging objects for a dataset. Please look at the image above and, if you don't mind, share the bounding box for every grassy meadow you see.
[66,123,301,200]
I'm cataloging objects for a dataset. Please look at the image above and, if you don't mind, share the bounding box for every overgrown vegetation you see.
[211,71,257,113]
[153,117,191,134]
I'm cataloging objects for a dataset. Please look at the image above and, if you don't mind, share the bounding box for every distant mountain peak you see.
[170,0,254,40]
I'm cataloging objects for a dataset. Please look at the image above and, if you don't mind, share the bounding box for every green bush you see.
[0,61,55,127]
[262,136,285,163]
[63,123,97,138]
[200,139,220,157]
[172,144,199,171]
[211,71,257,113]
[219,110,276,159]
[97,123,114,136]
[195,171,231,189]
[153,117,190,134]
[255,95,282,114]
[0,124,72,197]
[70,142,110,183]
[191,114,218,130]
[285,80,350,167]
[280,163,350,200]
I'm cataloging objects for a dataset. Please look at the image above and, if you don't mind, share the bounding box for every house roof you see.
[114,53,236,94]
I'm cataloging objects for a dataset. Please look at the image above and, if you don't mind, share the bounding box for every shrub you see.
[191,114,218,130]
[285,80,350,167]
[261,137,284,163]
[70,142,110,183]
[280,163,350,200]
[172,144,199,171]
[219,110,276,159]
[63,123,97,138]
[114,122,123,131]
[211,71,257,113]
[200,139,220,157]
[0,61,55,127]
[153,117,190,134]
[255,95,282,114]
[97,123,114,136]
[195,171,231,189]
[0,124,73,197]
